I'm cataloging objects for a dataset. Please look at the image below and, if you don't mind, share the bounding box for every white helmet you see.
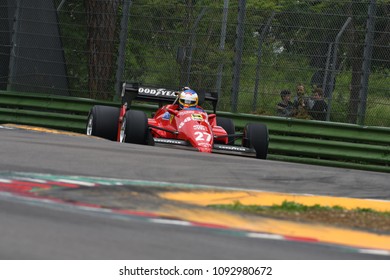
[179,88,198,108]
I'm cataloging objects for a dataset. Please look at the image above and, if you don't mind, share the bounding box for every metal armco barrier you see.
[1,91,389,173]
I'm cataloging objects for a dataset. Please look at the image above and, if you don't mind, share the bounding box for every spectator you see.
[276,89,293,117]
[292,83,310,118]
[309,87,328,121]
[310,70,335,98]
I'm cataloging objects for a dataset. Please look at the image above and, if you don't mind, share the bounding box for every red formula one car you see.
[86,83,269,159]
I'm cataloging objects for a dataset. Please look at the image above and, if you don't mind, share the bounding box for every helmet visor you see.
[180,98,197,105]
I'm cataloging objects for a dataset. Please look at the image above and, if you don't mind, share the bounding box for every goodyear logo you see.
[138,87,176,97]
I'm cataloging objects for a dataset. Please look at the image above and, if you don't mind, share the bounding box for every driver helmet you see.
[179,88,198,109]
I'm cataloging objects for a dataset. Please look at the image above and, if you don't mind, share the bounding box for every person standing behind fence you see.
[292,83,310,118]
[276,90,293,117]
[309,87,328,121]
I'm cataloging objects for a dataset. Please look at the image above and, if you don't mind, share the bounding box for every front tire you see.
[121,110,149,145]
[86,105,120,141]
[243,123,269,159]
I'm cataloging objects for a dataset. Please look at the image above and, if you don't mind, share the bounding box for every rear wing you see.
[121,82,219,113]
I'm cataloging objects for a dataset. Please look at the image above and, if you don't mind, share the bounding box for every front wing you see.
[153,138,256,157]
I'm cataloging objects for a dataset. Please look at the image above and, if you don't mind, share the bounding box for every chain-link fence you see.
[1,0,389,127]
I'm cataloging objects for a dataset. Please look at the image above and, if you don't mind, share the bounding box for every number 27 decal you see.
[194,132,211,142]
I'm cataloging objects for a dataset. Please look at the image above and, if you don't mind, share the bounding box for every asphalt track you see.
[1,125,390,259]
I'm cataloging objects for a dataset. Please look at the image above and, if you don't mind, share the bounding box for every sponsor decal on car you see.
[193,124,207,131]
[138,87,176,97]
[198,142,212,148]
[154,139,187,145]
[178,117,192,129]
[191,114,203,120]
[214,144,248,152]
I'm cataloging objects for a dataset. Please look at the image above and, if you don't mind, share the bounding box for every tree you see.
[85,0,120,99]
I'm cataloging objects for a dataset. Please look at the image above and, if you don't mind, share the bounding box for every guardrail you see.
[1,90,389,173]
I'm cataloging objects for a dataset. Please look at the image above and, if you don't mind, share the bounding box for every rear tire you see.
[86,105,119,141]
[243,123,269,159]
[121,110,149,145]
[217,117,235,144]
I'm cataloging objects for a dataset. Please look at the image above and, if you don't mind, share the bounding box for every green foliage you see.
[210,200,268,212]
[246,0,281,11]
[56,0,390,127]
[56,0,88,97]
[208,200,390,216]
[269,201,343,212]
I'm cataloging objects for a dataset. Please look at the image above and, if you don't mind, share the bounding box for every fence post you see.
[186,7,207,86]
[326,17,352,121]
[322,42,333,96]
[114,0,132,101]
[7,0,22,91]
[231,0,246,113]
[357,0,377,126]
[252,12,274,112]
[215,0,229,100]
[56,0,67,11]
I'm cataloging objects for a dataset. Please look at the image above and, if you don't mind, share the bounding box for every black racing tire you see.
[243,123,269,159]
[216,117,235,144]
[121,110,149,145]
[86,105,120,141]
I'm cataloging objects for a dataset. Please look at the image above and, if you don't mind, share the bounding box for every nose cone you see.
[197,145,212,153]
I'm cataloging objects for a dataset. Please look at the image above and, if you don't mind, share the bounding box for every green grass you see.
[208,200,390,216]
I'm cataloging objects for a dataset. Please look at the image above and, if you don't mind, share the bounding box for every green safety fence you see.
[1,91,389,173]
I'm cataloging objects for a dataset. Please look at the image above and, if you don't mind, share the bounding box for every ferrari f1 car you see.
[86,83,269,159]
